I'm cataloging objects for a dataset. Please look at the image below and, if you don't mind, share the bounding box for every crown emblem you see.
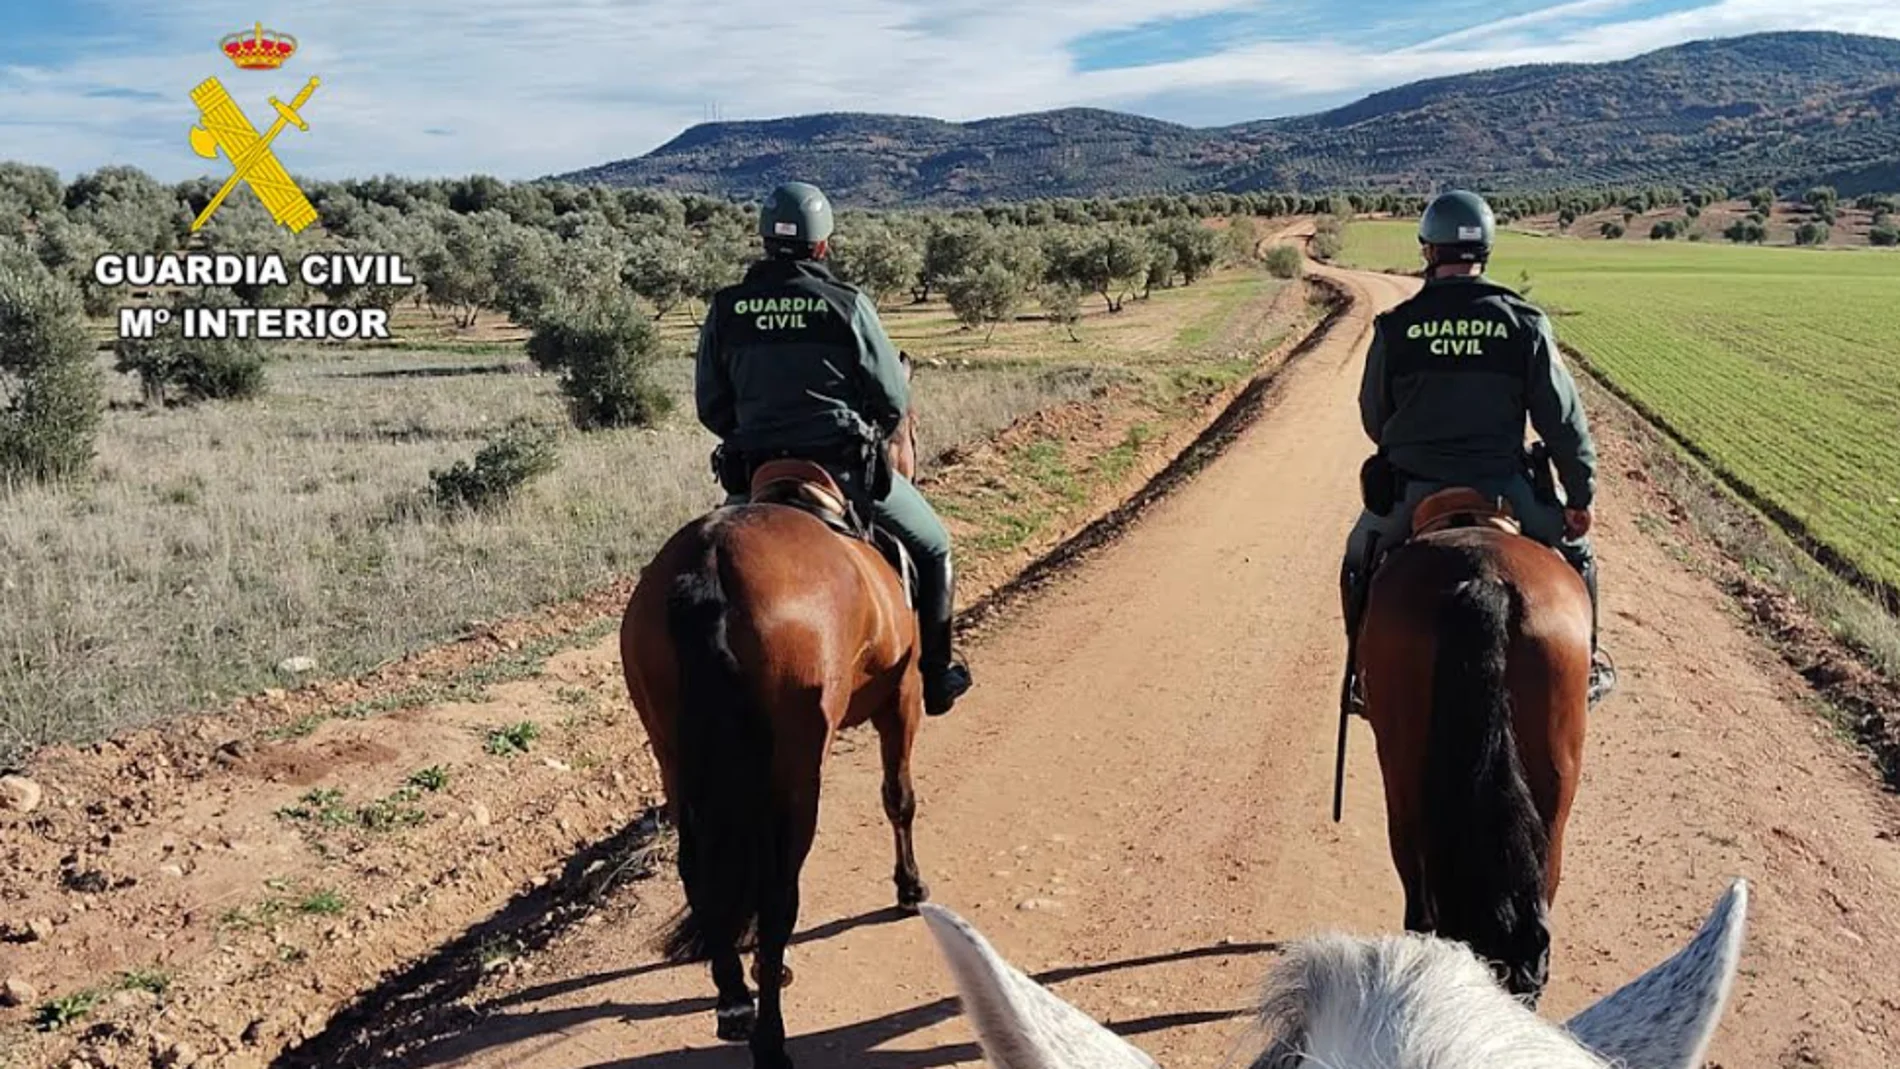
[220,22,297,70]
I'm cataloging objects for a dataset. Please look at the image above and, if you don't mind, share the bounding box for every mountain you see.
[556,32,1900,204]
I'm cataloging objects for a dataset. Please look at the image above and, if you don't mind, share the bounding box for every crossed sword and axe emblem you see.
[187,75,321,233]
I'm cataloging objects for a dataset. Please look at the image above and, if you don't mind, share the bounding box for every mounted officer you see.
[694,181,974,716]
[1342,190,1615,705]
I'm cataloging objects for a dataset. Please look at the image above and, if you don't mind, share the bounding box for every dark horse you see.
[1355,488,1591,1004]
[619,409,928,1069]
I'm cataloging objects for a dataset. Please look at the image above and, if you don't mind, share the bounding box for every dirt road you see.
[401,264,1900,1069]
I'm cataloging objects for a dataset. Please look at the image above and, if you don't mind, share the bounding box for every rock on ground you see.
[1,774,43,814]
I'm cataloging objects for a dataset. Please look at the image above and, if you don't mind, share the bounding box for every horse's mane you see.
[1250,932,1609,1069]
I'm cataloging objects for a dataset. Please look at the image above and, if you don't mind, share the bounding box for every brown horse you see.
[619,409,927,1069]
[1355,488,1591,1005]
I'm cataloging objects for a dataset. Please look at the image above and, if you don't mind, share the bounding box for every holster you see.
[1360,451,1400,517]
[867,436,894,500]
[712,444,751,496]
[1523,441,1562,507]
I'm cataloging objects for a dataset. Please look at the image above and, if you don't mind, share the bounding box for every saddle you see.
[750,460,857,532]
[746,460,917,606]
[1409,487,1524,538]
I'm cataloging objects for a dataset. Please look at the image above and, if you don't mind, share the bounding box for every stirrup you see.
[924,662,972,718]
[1348,670,1367,718]
[1587,649,1617,707]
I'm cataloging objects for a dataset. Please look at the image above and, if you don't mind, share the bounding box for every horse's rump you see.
[1361,531,1585,999]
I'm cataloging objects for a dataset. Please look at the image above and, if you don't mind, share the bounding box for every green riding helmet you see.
[760,181,835,246]
[1418,190,1496,262]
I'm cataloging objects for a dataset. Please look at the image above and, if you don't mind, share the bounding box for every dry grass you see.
[2,271,1273,764]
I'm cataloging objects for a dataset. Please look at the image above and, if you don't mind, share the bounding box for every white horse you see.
[920,878,1747,1069]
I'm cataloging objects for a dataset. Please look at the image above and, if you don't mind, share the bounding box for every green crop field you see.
[1341,222,1900,596]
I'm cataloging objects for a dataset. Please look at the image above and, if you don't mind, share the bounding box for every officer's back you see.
[1370,275,1551,485]
[705,258,879,454]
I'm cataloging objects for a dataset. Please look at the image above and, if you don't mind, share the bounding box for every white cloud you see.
[0,0,1895,182]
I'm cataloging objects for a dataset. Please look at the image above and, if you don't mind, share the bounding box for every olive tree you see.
[0,240,102,483]
[944,263,1021,340]
[829,220,923,306]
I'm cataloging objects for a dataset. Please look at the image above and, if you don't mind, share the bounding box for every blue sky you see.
[1,0,1895,182]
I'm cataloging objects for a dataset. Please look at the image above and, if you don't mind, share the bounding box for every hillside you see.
[558,31,1900,203]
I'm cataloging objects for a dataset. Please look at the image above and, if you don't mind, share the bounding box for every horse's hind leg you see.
[669,817,753,1041]
[750,783,818,1069]
[875,678,928,909]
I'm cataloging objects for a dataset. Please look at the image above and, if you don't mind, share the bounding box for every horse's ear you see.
[919,905,1161,1069]
[1564,879,1749,1069]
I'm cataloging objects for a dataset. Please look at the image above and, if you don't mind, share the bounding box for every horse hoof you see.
[898,880,931,912]
[716,1005,756,1042]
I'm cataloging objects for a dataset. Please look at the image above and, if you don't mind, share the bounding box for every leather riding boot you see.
[917,558,971,717]
[1340,558,1368,716]
[1569,551,1616,704]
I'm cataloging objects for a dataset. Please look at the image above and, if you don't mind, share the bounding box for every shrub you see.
[429,424,559,513]
[1308,217,1345,261]
[1599,221,1626,239]
[1649,220,1680,241]
[1870,223,1900,247]
[527,290,674,430]
[1221,216,1261,265]
[1794,221,1828,246]
[1263,244,1304,279]
[112,290,267,406]
[0,240,103,484]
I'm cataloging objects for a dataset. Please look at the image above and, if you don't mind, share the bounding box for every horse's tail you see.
[1425,573,1551,995]
[660,543,775,964]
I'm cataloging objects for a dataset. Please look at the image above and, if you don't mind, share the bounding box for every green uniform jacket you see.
[1360,275,1598,509]
[695,258,909,454]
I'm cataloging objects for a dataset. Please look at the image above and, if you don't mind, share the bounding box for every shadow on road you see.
[271,806,672,1069]
[400,935,1281,1068]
